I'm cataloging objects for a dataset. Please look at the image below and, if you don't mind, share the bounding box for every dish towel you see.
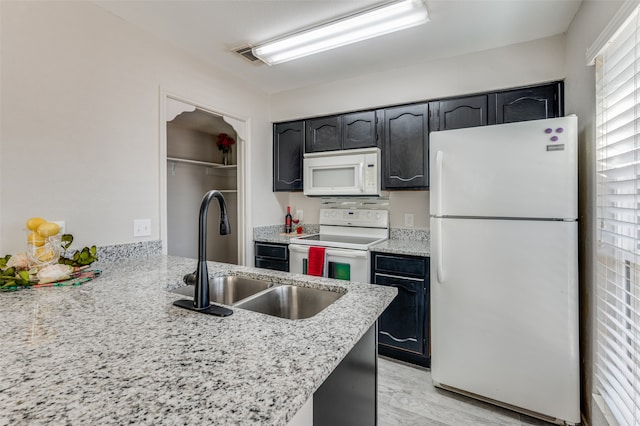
[308,246,325,277]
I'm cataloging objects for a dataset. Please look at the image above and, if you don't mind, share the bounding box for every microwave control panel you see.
[365,162,377,191]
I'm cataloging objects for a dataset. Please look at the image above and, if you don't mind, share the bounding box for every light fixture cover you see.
[252,0,429,65]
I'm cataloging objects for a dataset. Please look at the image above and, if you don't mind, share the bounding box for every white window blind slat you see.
[595,4,640,426]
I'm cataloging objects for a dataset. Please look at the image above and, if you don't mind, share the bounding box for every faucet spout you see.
[173,190,233,317]
[194,190,230,309]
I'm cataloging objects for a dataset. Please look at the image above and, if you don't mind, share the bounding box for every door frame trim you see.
[159,88,249,265]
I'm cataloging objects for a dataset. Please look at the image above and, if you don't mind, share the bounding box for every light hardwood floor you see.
[378,357,557,426]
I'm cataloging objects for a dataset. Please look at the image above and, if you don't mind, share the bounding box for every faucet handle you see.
[183,272,196,285]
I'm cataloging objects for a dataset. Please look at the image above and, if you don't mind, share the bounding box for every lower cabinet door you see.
[375,272,425,355]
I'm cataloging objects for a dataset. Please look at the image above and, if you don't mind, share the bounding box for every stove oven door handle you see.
[288,244,309,253]
[324,249,368,259]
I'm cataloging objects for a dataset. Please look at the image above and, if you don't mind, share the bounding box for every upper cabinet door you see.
[305,116,342,152]
[382,104,429,190]
[496,83,563,124]
[342,111,379,149]
[273,121,304,192]
[429,95,491,131]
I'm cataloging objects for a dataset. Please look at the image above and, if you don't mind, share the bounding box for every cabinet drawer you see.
[255,243,289,261]
[373,253,427,277]
[255,258,289,272]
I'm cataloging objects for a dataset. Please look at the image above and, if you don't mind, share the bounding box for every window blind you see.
[595,5,640,426]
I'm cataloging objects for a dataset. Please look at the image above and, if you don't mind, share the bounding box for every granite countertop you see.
[253,225,320,244]
[254,226,431,257]
[370,238,430,257]
[0,255,396,425]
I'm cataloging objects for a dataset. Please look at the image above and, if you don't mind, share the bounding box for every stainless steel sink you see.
[172,275,272,305]
[234,285,343,320]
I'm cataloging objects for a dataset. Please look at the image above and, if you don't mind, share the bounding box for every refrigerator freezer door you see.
[430,116,577,219]
[430,217,580,424]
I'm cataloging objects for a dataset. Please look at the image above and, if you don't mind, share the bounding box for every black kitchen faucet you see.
[173,190,233,317]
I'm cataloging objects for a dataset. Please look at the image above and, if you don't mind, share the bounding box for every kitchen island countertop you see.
[0,255,396,425]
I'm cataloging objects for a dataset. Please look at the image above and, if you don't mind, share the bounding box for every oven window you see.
[301,259,351,281]
[312,167,355,188]
[329,262,350,280]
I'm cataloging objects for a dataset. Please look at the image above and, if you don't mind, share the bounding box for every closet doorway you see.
[163,95,246,265]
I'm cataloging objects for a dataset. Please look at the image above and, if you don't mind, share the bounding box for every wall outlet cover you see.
[133,219,152,237]
[404,213,414,227]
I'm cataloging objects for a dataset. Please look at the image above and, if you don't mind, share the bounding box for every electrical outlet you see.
[52,221,66,234]
[133,219,151,237]
[404,213,414,227]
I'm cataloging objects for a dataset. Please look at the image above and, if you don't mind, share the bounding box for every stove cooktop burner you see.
[289,208,389,250]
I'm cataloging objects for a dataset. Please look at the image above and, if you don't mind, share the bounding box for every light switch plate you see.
[133,219,151,237]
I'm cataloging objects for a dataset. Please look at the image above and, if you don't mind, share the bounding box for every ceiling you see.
[93,0,582,95]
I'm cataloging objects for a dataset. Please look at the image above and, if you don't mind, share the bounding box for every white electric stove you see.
[289,208,389,283]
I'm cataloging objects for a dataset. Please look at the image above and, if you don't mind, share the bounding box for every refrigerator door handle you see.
[435,150,443,217]
[436,219,445,283]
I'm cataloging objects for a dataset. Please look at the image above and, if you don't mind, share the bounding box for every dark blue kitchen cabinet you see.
[342,110,379,149]
[372,252,430,367]
[430,81,563,132]
[273,121,304,192]
[381,104,429,190]
[273,82,562,192]
[305,115,342,152]
[495,82,563,124]
[305,111,379,152]
[254,242,289,272]
[429,95,491,131]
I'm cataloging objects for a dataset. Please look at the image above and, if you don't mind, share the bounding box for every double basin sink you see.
[172,275,344,320]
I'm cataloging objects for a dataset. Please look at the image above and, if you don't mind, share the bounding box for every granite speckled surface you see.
[253,225,319,244]
[371,228,431,257]
[95,240,162,263]
[0,255,396,425]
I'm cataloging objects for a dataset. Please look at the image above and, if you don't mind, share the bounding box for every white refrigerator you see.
[429,116,580,425]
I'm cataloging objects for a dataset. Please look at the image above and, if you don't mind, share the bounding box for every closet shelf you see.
[167,157,237,169]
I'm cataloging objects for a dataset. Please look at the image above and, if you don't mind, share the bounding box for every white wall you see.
[271,35,566,229]
[0,1,279,263]
[564,1,625,424]
[271,35,566,122]
[288,192,429,229]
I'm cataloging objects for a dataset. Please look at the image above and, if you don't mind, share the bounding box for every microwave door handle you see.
[356,163,364,193]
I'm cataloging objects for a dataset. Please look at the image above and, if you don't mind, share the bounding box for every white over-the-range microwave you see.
[303,147,382,196]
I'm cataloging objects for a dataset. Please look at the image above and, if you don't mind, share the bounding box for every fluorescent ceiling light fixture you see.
[252,0,429,65]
